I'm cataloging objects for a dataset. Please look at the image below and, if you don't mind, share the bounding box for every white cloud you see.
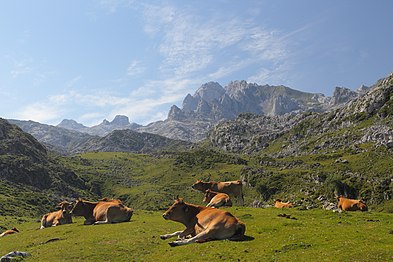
[127,60,145,77]
[15,102,64,123]
[10,60,32,78]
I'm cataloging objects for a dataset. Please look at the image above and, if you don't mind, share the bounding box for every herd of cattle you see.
[0,179,368,246]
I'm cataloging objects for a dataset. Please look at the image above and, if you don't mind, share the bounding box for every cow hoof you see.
[160,235,167,240]
[168,242,178,247]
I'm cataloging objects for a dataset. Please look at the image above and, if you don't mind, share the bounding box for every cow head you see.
[192,180,207,191]
[58,201,73,215]
[70,198,85,216]
[11,227,19,232]
[163,197,189,222]
[357,200,368,211]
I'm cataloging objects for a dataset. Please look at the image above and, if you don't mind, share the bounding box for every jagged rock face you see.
[209,72,393,154]
[333,87,359,105]
[141,80,359,142]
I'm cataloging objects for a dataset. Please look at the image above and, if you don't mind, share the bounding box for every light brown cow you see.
[0,227,19,237]
[192,180,244,205]
[336,196,368,211]
[40,201,73,229]
[160,197,245,247]
[203,189,232,208]
[70,198,133,225]
[274,199,295,209]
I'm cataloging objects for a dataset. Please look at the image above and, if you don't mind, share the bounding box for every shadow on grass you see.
[230,235,255,242]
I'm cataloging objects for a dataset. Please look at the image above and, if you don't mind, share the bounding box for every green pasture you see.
[0,208,392,261]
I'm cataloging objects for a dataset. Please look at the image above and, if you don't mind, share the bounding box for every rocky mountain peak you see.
[332,86,359,105]
[168,105,185,120]
[57,119,87,130]
[111,115,130,126]
[194,82,225,103]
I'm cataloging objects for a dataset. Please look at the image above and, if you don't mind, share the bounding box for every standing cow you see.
[192,180,244,205]
[40,201,73,229]
[203,189,232,208]
[70,198,133,225]
[336,196,368,211]
[160,197,245,247]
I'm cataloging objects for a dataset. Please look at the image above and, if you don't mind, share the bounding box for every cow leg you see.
[160,231,183,240]
[94,219,110,225]
[168,229,215,247]
[161,227,194,240]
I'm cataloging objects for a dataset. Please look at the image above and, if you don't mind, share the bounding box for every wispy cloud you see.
[10,60,32,78]
[127,60,145,77]
[15,102,65,123]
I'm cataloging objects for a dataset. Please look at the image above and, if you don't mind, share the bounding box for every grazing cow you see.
[70,198,133,225]
[160,197,245,247]
[40,201,73,229]
[203,189,232,208]
[192,180,244,205]
[274,199,295,209]
[336,196,368,211]
[0,227,19,237]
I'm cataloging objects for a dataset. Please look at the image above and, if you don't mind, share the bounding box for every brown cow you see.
[0,227,19,237]
[40,201,73,229]
[70,198,133,225]
[336,196,368,211]
[160,197,245,247]
[203,189,232,208]
[274,199,295,209]
[192,180,244,205]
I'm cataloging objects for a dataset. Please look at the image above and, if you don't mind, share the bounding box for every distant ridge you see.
[57,115,141,137]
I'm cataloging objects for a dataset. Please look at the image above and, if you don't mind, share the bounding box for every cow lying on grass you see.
[160,197,245,247]
[71,198,133,225]
[40,201,73,229]
[192,180,244,205]
[203,189,232,208]
[337,196,368,211]
[274,199,295,209]
[0,227,19,237]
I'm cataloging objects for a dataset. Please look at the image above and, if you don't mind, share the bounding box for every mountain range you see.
[8,79,371,154]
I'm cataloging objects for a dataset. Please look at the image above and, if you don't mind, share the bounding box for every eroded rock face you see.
[208,73,393,155]
[139,79,361,142]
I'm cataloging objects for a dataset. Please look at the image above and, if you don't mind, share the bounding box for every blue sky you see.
[0,0,392,126]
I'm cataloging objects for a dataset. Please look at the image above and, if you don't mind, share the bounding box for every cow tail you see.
[230,221,246,241]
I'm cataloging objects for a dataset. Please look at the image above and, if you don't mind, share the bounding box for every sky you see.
[0,0,392,126]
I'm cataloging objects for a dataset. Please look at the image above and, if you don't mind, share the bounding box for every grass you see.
[0,207,392,261]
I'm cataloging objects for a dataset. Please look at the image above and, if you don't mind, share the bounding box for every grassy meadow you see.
[0,207,392,261]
